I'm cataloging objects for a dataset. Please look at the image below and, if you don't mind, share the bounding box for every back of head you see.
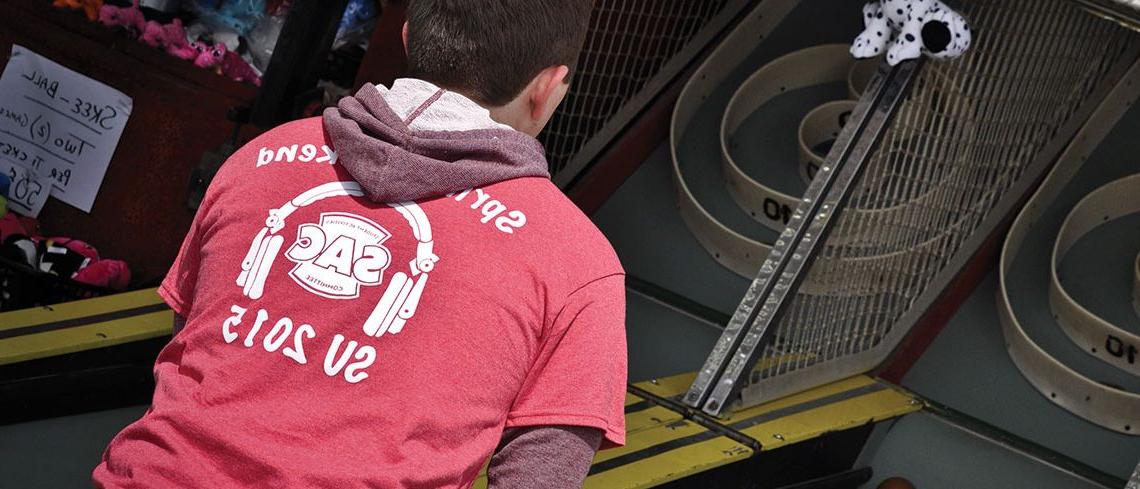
[405,0,593,107]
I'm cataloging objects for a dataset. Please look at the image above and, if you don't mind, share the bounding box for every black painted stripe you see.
[624,400,654,414]
[0,303,171,340]
[591,382,889,476]
[727,383,886,432]
[589,424,722,475]
[625,275,732,327]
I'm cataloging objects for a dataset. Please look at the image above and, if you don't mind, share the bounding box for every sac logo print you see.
[237,181,439,338]
[285,212,392,299]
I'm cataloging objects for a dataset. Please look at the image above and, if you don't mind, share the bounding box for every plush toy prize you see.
[52,0,105,22]
[851,0,972,65]
[142,18,198,60]
[99,0,147,34]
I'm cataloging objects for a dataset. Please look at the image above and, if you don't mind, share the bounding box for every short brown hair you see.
[405,0,593,106]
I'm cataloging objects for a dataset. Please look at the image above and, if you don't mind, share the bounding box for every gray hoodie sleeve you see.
[487,426,603,489]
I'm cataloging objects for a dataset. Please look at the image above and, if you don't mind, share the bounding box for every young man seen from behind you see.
[93,1,626,487]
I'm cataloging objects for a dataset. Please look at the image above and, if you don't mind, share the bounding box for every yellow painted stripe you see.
[584,436,751,489]
[472,456,491,489]
[583,380,916,487]
[743,385,920,451]
[632,372,696,399]
[0,288,165,330]
[0,309,173,365]
[471,475,488,489]
[625,392,643,406]
[625,405,684,436]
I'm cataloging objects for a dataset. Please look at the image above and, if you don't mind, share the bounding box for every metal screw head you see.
[772,433,785,441]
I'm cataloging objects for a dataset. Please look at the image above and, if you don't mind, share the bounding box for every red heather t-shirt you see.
[93,118,627,488]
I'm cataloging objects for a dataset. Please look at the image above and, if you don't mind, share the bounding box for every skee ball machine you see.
[4,0,1140,487]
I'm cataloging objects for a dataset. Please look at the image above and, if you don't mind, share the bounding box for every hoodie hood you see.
[323,79,551,203]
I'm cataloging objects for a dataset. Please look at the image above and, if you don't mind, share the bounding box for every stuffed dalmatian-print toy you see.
[851,0,972,66]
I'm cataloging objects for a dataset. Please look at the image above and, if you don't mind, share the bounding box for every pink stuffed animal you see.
[35,236,131,290]
[192,41,227,69]
[190,42,261,86]
[140,21,165,46]
[74,259,131,290]
[142,19,196,61]
[221,50,262,86]
[98,0,146,34]
[167,40,199,61]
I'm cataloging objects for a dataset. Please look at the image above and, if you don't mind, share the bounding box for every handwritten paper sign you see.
[0,45,133,213]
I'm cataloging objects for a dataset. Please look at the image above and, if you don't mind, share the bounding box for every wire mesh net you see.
[745,0,1138,397]
[539,0,730,177]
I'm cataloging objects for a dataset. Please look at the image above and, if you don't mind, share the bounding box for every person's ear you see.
[402,21,410,56]
[528,65,570,122]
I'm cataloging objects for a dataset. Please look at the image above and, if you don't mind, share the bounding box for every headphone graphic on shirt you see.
[236,181,439,337]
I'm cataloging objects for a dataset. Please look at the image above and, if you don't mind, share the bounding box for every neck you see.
[487,97,534,136]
